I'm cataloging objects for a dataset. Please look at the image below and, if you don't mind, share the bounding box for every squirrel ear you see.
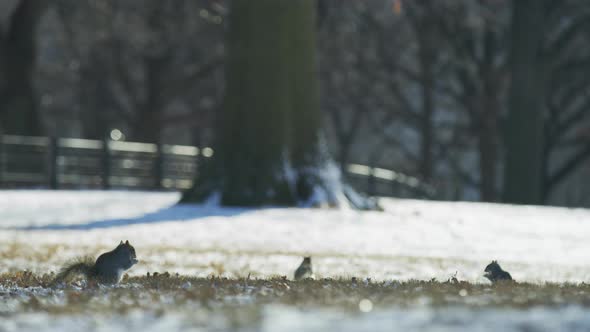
[125,240,129,245]
[119,240,124,245]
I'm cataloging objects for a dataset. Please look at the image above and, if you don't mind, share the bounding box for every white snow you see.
[2,190,590,331]
[1,190,589,282]
[3,306,590,332]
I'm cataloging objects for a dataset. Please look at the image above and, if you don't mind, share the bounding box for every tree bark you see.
[183,0,361,208]
[215,0,292,206]
[502,0,548,204]
[286,0,333,202]
[478,28,502,202]
[0,0,47,135]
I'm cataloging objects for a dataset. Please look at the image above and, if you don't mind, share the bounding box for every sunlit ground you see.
[2,272,590,332]
[2,190,590,331]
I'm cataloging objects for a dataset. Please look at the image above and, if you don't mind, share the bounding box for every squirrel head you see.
[484,260,504,280]
[116,240,138,265]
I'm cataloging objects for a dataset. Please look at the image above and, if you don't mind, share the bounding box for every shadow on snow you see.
[4,204,254,231]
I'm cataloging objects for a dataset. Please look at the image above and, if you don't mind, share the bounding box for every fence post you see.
[154,142,164,189]
[101,138,111,189]
[0,135,3,187]
[48,136,59,189]
[0,135,3,188]
[193,129,203,178]
[367,167,376,196]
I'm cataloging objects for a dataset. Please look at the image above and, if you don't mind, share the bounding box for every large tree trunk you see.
[285,0,337,203]
[502,0,547,205]
[213,0,292,206]
[183,0,368,208]
[0,0,47,135]
[478,28,502,202]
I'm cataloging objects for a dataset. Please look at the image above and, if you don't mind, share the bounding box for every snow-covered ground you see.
[1,190,589,282]
[2,190,590,331]
[3,305,590,332]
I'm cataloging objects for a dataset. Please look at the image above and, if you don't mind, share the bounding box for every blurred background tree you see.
[183,0,358,207]
[2,0,590,207]
[0,0,48,135]
[503,0,547,205]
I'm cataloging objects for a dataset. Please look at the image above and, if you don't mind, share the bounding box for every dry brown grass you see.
[2,271,590,317]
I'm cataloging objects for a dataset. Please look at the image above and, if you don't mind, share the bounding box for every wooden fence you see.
[0,135,435,198]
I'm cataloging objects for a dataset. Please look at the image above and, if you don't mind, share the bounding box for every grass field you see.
[2,271,590,331]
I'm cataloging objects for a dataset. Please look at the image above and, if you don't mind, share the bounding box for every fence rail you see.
[0,135,435,198]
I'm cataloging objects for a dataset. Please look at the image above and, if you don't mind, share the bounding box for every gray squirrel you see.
[294,257,313,280]
[54,240,138,285]
[484,260,513,283]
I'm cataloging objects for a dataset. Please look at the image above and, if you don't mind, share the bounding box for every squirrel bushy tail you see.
[53,256,96,284]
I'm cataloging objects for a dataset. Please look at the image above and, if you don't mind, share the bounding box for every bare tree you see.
[435,1,510,201]
[52,0,224,142]
[541,0,590,200]
[0,0,48,135]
